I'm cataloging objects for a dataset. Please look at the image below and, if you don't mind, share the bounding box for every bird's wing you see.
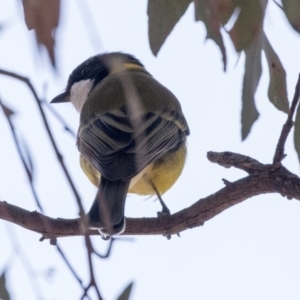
[77,71,189,181]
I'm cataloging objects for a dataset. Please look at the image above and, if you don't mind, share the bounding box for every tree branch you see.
[1,71,299,241]
[1,151,300,238]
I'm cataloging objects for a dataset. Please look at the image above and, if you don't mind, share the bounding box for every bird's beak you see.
[51,91,70,103]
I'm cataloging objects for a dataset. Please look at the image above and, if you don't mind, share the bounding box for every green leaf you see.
[194,0,227,70]
[262,33,289,113]
[116,282,134,300]
[241,32,262,140]
[148,0,192,55]
[282,0,300,34]
[229,0,264,52]
[0,271,11,300]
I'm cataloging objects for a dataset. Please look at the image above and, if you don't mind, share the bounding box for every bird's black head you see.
[66,52,144,91]
[51,52,144,105]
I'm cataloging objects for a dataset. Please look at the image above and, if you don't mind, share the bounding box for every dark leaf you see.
[216,0,236,25]
[262,33,289,113]
[117,282,134,300]
[241,32,262,140]
[148,0,192,55]
[22,0,60,66]
[194,0,227,70]
[281,0,300,33]
[229,0,264,52]
[0,271,11,300]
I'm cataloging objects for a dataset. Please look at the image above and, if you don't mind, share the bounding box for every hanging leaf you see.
[0,271,11,300]
[262,33,289,113]
[116,282,134,300]
[216,0,236,25]
[281,0,300,34]
[148,0,192,55]
[22,0,60,66]
[229,0,264,52]
[294,95,300,163]
[241,32,262,140]
[194,0,227,70]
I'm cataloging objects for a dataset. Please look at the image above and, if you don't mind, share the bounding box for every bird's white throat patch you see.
[70,79,93,112]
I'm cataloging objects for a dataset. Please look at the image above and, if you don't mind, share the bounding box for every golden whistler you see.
[51,52,189,236]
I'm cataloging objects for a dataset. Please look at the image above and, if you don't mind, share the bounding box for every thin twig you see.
[0,69,102,297]
[0,99,44,212]
[42,100,76,138]
[91,237,133,259]
[0,97,89,296]
[0,69,85,215]
[82,236,103,300]
[273,74,300,164]
[56,244,90,298]
[4,224,45,300]
[273,0,284,11]
[91,237,115,259]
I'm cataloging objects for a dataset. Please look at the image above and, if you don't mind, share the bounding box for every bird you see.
[51,52,190,236]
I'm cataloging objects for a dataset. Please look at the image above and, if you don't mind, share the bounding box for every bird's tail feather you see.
[88,177,130,235]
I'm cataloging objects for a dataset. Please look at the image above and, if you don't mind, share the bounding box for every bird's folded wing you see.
[78,107,188,181]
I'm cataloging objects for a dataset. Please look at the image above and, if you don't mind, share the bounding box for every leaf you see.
[148,0,192,55]
[22,0,60,66]
[116,282,134,300]
[241,32,262,140]
[216,0,236,25]
[229,0,264,52]
[0,271,11,300]
[194,0,227,70]
[262,32,289,113]
[281,0,300,34]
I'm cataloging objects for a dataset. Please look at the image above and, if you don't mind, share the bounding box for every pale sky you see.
[1,1,300,299]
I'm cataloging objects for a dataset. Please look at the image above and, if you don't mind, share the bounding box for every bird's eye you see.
[82,67,89,76]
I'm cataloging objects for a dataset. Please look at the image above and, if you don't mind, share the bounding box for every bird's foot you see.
[148,179,171,217]
[99,233,111,241]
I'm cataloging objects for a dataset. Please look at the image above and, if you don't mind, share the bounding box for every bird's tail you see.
[88,177,130,235]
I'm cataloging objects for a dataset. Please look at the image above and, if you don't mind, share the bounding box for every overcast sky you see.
[1,1,300,299]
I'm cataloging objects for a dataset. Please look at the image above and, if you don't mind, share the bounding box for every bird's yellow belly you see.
[129,144,187,195]
[80,143,187,195]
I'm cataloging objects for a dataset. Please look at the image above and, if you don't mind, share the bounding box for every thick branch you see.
[1,152,300,238]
